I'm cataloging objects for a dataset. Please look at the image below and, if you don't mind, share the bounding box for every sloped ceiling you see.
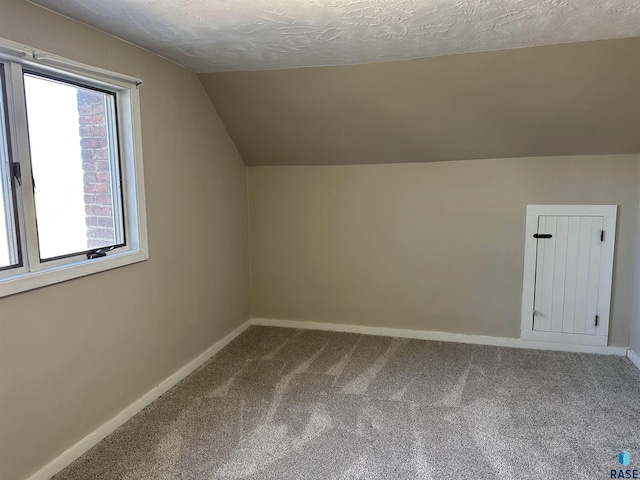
[200,38,640,166]
[26,1,640,166]
[27,0,640,72]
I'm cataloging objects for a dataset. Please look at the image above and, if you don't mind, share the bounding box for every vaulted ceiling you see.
[27,0,640,72]
[27,1,640,166]
[200,38,640,165]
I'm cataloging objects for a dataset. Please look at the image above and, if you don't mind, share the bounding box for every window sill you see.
[0,249,148,298]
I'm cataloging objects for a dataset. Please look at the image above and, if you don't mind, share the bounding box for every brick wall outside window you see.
[77,90,115,249]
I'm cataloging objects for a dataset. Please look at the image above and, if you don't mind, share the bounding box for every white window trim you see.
[0,36,148,298]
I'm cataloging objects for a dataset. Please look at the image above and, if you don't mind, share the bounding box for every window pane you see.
[0,69,20,270]
[23,74,124,260]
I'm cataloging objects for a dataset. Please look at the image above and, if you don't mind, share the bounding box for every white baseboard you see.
[628,348,640,371]
[26,319,252,480]
[251,318,628,356]
[520,329,608,347]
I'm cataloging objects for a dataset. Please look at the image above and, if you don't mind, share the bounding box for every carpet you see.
[53,326,640,479]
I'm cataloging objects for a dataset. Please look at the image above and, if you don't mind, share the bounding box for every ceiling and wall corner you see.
[26,0,640,72]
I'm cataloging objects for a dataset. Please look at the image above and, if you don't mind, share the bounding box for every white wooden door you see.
[532,216,603,334]
[520,205,617,347]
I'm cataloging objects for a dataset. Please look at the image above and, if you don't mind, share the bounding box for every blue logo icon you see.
[619,451,631,467]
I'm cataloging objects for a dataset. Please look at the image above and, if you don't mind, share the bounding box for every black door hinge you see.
[595,315,599,326]
[600,230,605,242]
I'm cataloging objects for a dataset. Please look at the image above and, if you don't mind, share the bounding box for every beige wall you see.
[0,2,250,480]
[249,155,638,346]
[632,285,640,353]
[201,37,640,167]
[630,158,640,355]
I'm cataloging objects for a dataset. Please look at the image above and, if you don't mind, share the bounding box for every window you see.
[0,37,148,297]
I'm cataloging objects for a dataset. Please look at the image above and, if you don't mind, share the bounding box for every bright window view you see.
[23,74,124,260]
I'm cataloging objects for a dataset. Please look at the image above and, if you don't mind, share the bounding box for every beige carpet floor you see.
[54,326,640,479]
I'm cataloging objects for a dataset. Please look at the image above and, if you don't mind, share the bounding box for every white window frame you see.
[0,37,148,298]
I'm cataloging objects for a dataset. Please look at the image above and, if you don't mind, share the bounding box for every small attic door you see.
[520,205,617,347]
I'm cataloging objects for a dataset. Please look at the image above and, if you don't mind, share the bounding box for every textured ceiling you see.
[28,0,640,72]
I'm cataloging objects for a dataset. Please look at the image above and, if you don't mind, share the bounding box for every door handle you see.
[533,234,553,239]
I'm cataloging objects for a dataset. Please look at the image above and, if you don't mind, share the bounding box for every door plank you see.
[595,214,617,336]
[533,216,545,330]
[534,216,556,332]
[573,217,593,334]
[550,216,568,332]
[585,218,603,335]
[562,216,581,333]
